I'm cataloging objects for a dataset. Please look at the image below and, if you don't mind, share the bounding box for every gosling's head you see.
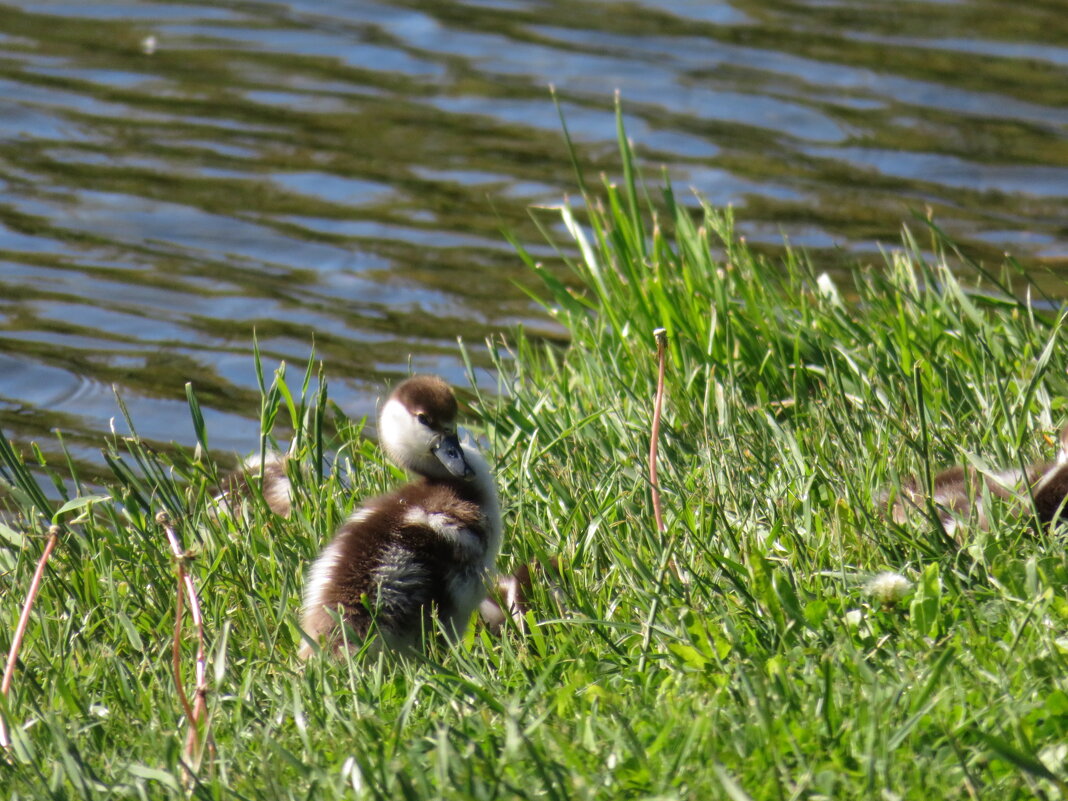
[378,375,474,480]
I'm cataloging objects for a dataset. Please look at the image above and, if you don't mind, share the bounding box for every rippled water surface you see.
[2,0,1067,467]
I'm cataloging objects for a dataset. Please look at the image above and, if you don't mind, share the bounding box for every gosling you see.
[299,375,501,656]
[889,427,1068,537]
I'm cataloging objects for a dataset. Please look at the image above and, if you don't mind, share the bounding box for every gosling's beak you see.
[432,432,473,479]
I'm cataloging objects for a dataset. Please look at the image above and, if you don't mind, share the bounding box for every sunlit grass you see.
[3,114,1068,798]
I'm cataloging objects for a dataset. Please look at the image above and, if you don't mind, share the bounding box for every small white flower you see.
[844,609,864,627]
[866,571,913,605]
[141,35,157,55]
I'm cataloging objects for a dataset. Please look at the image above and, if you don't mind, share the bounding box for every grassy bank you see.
[3,124,1068,799]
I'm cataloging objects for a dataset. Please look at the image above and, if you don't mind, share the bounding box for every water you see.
[1,0,1066,471]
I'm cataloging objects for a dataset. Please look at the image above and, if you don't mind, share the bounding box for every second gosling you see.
[889,427,1068,536]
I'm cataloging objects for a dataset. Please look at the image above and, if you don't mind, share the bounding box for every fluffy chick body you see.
[890,427,1068,536]
[299,375,500,656]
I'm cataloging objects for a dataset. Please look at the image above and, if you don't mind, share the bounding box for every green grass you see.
[4,116,1068,799]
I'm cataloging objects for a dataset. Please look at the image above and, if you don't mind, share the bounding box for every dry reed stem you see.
[1,525,60,751]
[157,512,210,778]
[171,559,193,726]
[650,328,668,534]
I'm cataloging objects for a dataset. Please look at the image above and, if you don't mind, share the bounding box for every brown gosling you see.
[889,427,1068,537]
[298,375,501,656]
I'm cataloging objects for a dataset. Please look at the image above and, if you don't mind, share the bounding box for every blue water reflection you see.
[0,0,1065,468]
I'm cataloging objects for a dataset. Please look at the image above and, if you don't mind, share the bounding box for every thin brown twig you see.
[1,525,60,750]
[158,512,210,778]
[171,556,193,726]
[650,328,668,534]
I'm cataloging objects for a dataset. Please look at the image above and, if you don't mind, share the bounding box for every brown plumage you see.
[299,375,501,657]
[301,481,493,651]
[216,453,292,518]
[888,427,1068,536]
[478,557,563,634]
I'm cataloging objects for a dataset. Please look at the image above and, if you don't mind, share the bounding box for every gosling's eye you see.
[416,413,431,427]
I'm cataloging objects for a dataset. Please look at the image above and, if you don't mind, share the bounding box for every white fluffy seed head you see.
[866,571,913,605]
